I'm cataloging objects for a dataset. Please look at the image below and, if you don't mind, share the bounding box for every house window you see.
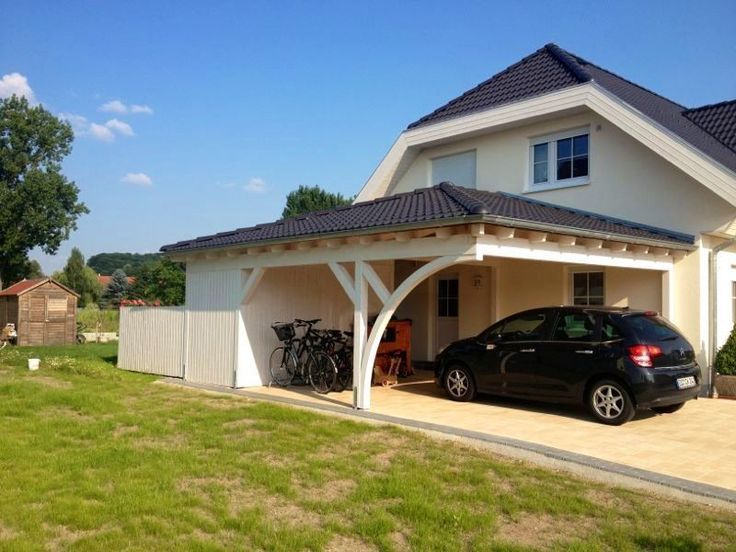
[529,128,590,190]
[431,150,476,188]
[438,278,459,317]
[571,271,604,306]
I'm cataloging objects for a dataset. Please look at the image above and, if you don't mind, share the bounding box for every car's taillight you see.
[627,344,663,368]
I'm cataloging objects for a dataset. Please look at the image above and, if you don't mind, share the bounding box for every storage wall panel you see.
[118,306,185,377]
[185,269,241,386]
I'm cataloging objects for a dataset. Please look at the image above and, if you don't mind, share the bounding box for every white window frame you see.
[526,127,591,193]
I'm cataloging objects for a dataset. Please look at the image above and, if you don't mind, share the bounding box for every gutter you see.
[709,236,736,397]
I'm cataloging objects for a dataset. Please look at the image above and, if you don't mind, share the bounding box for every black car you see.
[434,306,701,425]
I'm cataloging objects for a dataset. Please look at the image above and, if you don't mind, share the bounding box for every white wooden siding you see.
[185,269,241,386]
[118,306,185,377]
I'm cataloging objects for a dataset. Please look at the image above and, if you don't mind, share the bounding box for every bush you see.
[715,324,736,376]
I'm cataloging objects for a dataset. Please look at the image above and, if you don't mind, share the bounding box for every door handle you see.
[575,350,594,354]
[520,348,535,353]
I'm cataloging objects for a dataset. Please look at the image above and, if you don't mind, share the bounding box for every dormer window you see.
[528,128,590,191]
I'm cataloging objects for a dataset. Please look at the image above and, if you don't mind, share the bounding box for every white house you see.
[143,44,736,409]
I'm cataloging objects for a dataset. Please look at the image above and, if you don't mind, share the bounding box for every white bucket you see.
[28,358,40,371]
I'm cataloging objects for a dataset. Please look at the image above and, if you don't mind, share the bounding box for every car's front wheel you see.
[444,365,476,402]
[651,402,685,414]
[587,379,635,425]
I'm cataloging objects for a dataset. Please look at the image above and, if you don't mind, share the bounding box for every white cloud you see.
[130,104,153,114]
[121,172,153,187]
[244,177,266,193]
[104,118,134,136]
[99,99,127,113]
[0,72,36,103]
[59,112,89,134]
[89,123,115,142]
[99,100,153,115]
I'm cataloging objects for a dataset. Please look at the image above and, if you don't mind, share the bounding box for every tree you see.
[25,260,44,279]
[129,259,185,306]
[0,254,44,285]
[0,96,89,289]
[55,248,101,306]
[87,252,161,276]
[102,269,130,307]
[281,185,352,218]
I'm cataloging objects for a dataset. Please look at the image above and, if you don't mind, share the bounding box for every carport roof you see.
[161,183,694,254]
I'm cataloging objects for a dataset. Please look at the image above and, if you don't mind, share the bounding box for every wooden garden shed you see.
[0,278,79,346]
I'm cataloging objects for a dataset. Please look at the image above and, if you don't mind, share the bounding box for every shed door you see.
[45,295,68,345]
[28,296,46,345]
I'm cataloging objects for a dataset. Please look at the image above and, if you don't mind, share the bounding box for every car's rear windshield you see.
[625,314,680,342]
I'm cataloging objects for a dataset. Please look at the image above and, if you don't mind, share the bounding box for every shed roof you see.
[0,278,80,297]
[161,182,694,254]
[407,43,736,174]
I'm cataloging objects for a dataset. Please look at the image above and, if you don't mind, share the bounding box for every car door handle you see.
[575,349,594,354]
[520,348,535,353]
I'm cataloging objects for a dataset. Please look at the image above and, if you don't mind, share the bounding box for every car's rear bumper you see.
[632,364,702,408]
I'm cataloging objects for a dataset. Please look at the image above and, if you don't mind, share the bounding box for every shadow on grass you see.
[102,355,118,366]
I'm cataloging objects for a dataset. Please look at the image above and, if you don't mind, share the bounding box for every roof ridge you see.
[543,43,592,83]
[557,46,687,110]
[683,98,736,114]
[438,182,489,214]
[407,44,585,129]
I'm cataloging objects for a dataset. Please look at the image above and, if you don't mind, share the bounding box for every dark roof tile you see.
[161,183,693,254]
[408,43,736,173]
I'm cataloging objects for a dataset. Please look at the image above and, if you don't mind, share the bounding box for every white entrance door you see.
[437,277,459,353]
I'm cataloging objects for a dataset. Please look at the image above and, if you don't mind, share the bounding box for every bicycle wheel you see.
[334,354,353,392]
[306,351,337,394]
[269,347,297,386]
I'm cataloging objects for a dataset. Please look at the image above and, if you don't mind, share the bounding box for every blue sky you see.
[2,0,735,273]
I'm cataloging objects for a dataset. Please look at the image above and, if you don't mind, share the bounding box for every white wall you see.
[118,307,185,377]
[239,262,394,387]
[716,250,736,350]
[389,111,734,238]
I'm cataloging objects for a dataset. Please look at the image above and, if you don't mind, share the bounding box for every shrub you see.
[715,323,736,376]
[77,304,120,333]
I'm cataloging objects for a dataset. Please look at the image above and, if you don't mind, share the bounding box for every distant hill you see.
[87,252,162,277]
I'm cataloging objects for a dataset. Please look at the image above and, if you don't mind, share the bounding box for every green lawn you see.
[0,344,734,551]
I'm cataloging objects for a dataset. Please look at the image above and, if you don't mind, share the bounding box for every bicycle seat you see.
[343,331,353,337]
[295,318,321,325]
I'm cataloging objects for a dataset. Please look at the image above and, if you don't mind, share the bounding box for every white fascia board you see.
[585,84,736,207]
[356,85,593,201]
[356,82,736,207]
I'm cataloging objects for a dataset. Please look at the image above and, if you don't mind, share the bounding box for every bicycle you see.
[269,319,337,394]
[320,329,353,392]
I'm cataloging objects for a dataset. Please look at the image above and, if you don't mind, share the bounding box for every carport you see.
[160,183,695,410]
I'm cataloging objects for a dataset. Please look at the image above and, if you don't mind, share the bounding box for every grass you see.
[77,306,119,334]
[0,344,734,551]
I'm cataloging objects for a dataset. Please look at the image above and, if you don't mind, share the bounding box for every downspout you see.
[709,237,736,397]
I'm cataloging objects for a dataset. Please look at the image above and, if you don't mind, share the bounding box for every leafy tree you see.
[1,254,44,285]
[25,260,44,279]
[55,248,102,307]
[281,185,352,218]
[130,259,185,306]
[87,252,161,276]
[0,96,88,289]
[102,269,131,308]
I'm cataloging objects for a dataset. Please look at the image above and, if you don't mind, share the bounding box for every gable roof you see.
[161,182,694,255]
[683,100,736,152]
[407,44,736,174]
[0,278,80,298]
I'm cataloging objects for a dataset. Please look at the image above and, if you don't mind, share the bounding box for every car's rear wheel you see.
[444,365,476,402]
[587,379,635,425]
[651,402,685,414]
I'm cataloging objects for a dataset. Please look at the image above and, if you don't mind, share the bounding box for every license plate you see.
[676,376,696,390]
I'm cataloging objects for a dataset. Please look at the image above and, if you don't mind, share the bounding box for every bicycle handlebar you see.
[294,318,321,326]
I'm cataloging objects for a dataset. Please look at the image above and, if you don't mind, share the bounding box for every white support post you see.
[661,269,674,319]
[353,261,369,409]
[362,262,391,305]
[358,255,473,409]
[242,267,265,305]
[328,262,356,299]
